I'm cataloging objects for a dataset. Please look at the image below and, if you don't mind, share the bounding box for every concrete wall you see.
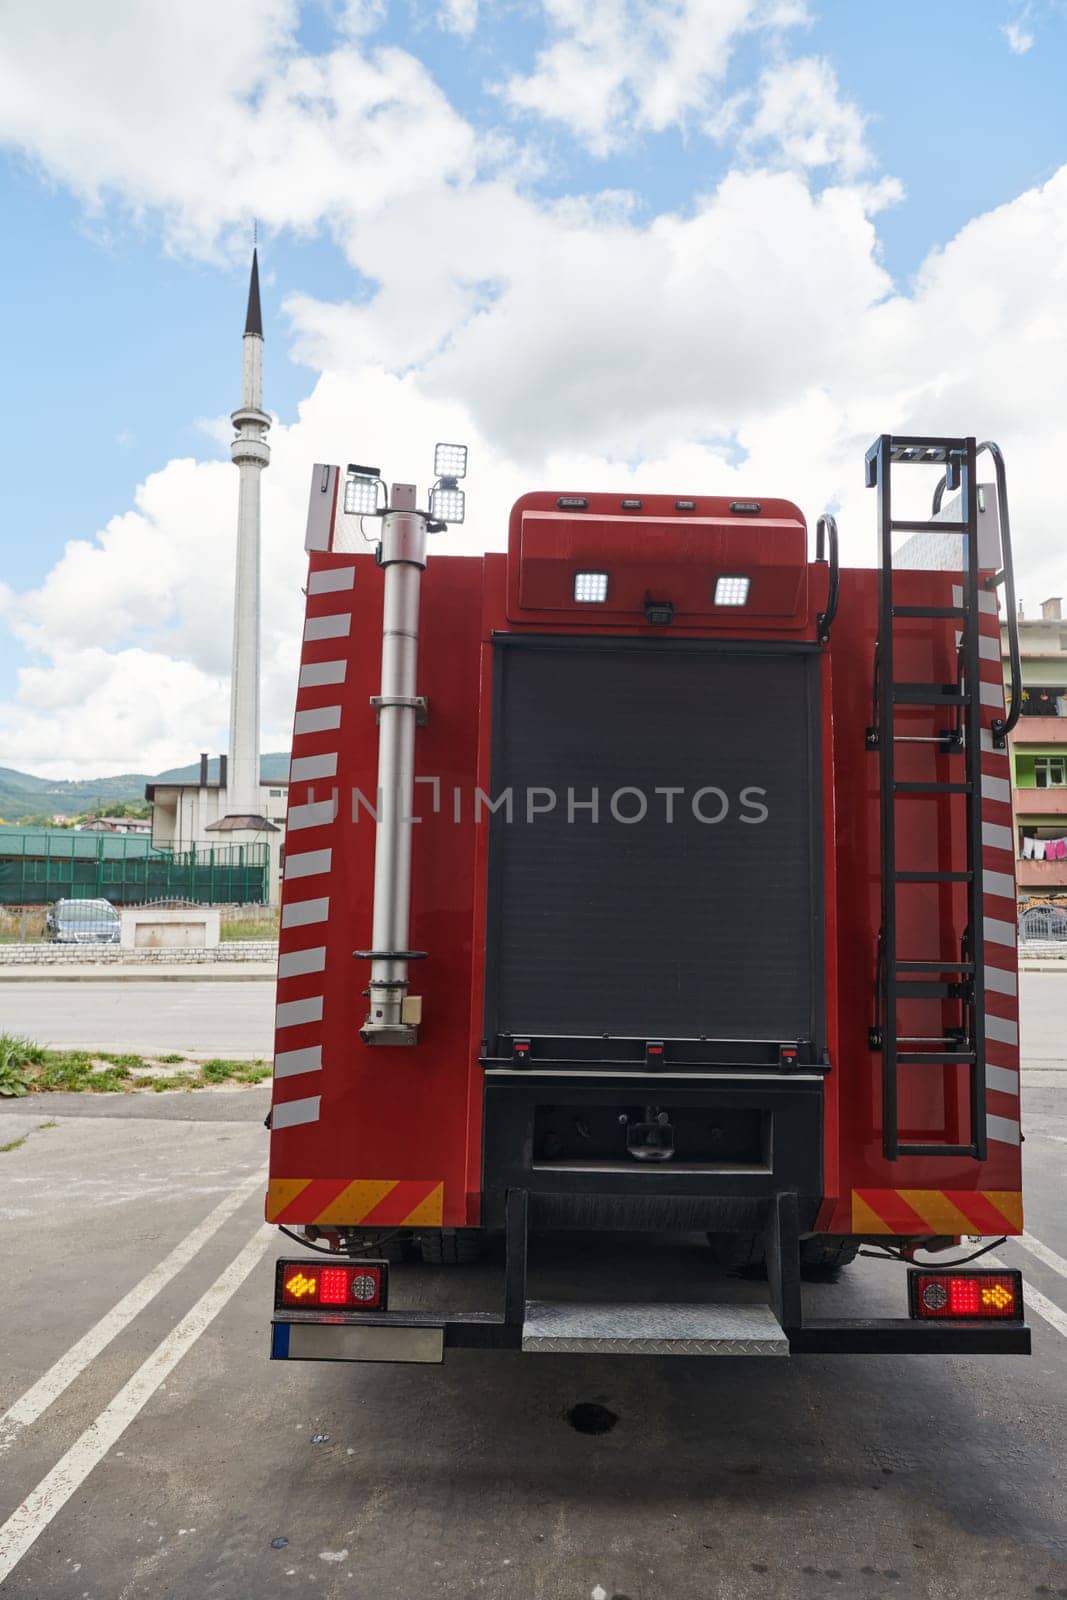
[0,940,277,966]
[120,905,221,950]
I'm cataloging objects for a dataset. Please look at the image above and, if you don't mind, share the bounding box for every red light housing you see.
[908,1268,1023,1321]
[275,1259,388,1312]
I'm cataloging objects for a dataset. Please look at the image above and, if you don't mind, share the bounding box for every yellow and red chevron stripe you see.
[852,1188,1023,1236]
[267,1178,444,1227]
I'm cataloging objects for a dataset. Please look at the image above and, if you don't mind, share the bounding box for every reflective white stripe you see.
[304,613,351,642]
[983,869,1015,899]
[987,1065,1019,1096]
[985,1012,1018,1046]
[979,728,997,754]
[984,916,1016,947]
[299,660,346,688]
[982,821,1014,852]
[290,752,337,782]
[278,946,327,979]
[288,798,337,830]
[981,773,1011,804]
[308,566,355,595]
[986,1114,1021,1146]
[980,680,1005,708]
[949,585,998,616]
[274,1045,323,1079]
[294,705,341,735]
[284,849,331,880]
[276,996,324,1029]
[272,1096,321,1129]
[985,964,1017,996]
[978,635,1001,662]
[281,897,329,928]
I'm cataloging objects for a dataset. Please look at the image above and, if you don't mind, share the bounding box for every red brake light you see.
[276,1259,387,1311]
[909,1269,1022,1321]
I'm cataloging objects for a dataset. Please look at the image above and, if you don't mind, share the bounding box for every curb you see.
[0,966,276,983]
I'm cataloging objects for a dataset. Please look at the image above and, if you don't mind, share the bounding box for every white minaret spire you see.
[227,247,270,815]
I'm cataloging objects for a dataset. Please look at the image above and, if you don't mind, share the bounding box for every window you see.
[1035,756,1067,788]
[269,788,283,797]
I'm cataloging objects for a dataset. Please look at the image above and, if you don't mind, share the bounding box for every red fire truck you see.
[268,434,1029,1363]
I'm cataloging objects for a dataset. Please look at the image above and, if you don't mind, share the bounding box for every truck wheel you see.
[345,1231,410,1263]
[706,1232,765,1273]
[799,1236,860,1274]
[420,1229,483,1265]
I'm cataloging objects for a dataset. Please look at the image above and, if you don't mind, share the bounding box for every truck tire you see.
[420,1229,483,1265]
[706,1232,765,1273]
[799,1236,860,1273]
[707,1234,861,1276]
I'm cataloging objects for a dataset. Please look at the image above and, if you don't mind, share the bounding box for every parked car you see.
[45,898,121,944]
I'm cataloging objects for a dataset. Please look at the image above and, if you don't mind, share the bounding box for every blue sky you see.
[1,0,1065,774]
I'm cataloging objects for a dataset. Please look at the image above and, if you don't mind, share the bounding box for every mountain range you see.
[0,756,290,822]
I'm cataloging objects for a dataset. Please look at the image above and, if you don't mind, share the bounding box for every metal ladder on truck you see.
[865,435,989,1162]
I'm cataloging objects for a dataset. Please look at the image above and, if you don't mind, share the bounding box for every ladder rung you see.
[891,519,967,533]
[888,442,959,464]
[893,781,971,795]
[896,960,974,973]
[891,605,967,619]
[892,734,963,745]
[896,1051,976,1065]
[896,981,960,998]
[892,683,967,705]
[894,871,972,883]
[897,1143,979,1159]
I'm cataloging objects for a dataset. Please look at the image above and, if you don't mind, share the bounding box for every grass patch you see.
[0,1036,271,1095]
[150,1072,201,1092]
[37,1120,57,1130]
[0,1135,27,1153]
[0,1033,49,1096]
[220,914,279,942]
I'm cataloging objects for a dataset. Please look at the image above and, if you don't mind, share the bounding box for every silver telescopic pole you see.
[359,483,428,1045]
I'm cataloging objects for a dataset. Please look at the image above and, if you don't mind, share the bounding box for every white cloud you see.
[1002,19,1035,51]
[500,0,809,156]
[437,0,479,37]
[0,0,481,258]
[738,56,874,178]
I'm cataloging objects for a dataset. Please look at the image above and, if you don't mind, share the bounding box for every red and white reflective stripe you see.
[956,581,1021,1150]
[272,559,358,1130]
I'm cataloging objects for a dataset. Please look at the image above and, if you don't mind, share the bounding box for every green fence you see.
[0,830,269,905]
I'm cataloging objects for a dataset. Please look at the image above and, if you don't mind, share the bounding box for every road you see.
[1,966,1063,1061]
[0,982,1063,1596]
[0,978,275,1056]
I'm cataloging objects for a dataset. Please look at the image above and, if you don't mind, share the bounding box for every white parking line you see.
[986,1251,1067,1341]
[1013,1230,1067,1284]
[0,1223,275,1586]
[0,1171,263,1451]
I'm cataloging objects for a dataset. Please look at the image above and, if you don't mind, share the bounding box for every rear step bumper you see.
[270,1188,1031,1363]
[270,1310,1030,1361]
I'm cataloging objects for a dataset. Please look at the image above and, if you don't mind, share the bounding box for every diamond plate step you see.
[521,1300,789,1355]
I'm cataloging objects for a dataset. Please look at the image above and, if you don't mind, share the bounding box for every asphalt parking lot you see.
[0,1004,1064,1596]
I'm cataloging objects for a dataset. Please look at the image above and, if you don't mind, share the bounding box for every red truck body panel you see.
[267,490,1021,1241]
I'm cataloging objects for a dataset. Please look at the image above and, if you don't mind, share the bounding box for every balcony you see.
[1014,787,1067,818]
[1017,857,1067,888]
[1012,715,1067,744]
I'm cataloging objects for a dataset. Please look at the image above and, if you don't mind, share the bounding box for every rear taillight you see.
[276,1259,388,1311]
[908,1268,1022,1321]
